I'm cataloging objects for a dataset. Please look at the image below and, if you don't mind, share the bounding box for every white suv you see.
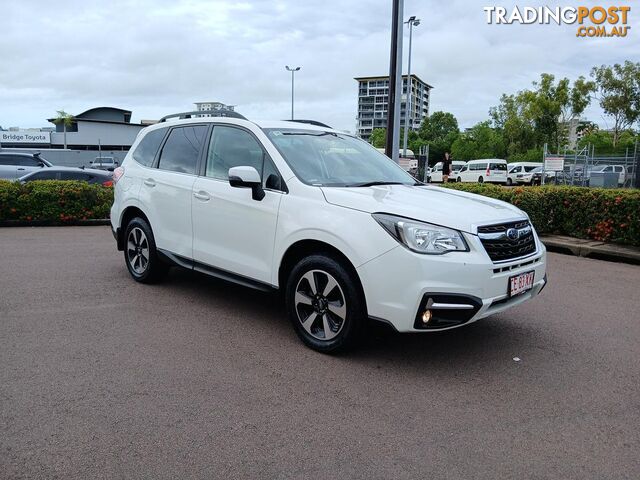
[110,112,547,353]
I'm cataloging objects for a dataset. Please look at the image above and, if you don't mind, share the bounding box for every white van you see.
[375,148,418,175]
[507,162,542,185]
[456,159,508,184]
[429,161,466,183]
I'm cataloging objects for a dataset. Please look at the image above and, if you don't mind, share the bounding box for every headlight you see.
[372,213,469,254]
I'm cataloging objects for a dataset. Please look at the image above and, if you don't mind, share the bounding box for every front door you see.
[191,125,284,284]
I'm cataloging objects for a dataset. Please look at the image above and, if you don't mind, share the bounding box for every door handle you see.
[193,191,211,201]
[143,178,156,187]
[17,168,25,171]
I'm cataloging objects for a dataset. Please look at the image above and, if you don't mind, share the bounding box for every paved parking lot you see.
[1,226,639,479]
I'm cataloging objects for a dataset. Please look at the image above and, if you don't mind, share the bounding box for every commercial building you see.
[355,74,432,142]
[194,101,235,117]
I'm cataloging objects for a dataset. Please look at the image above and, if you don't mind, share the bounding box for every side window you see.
[17,156,40,167]
[28,171,59,180]
[60,172,90,181]
[0,155,17,165]
[157,126,207,175]
[206,126,265,180]
[133,128,167,167]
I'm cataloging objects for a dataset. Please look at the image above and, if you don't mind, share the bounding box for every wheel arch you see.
[278,240,367,311]
[116,206,151,251]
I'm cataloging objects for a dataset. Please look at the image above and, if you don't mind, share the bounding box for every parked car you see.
[455,159,508,184]
[110,115,547,353]
[19,166,114,186]
[589,165,626,186]
[91,156,119,171]
[0,152,52,180]
[428,161,466,182]
[507,162,541,185]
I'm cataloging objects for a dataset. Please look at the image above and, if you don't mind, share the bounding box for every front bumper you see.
[357,231,547,332]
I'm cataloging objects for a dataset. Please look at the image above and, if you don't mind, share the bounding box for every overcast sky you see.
[1,0,637,132]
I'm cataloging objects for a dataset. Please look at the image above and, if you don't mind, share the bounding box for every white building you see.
[194,102,235,117]
[355,74,432,142]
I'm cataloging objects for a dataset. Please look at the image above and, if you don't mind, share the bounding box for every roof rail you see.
[287,119,333,129]
[159,109,247,123]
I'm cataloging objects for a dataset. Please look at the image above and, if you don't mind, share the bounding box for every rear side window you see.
[524,166,538,172]
[157,126,207,175]
[133,128,167,167]
[0,155,17,165]
[27,171,59,180]
[16,156,40,167]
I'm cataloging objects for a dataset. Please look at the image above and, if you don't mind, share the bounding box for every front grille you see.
[478,220,536,262]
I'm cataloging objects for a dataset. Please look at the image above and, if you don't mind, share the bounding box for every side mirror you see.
[228,166,265,201]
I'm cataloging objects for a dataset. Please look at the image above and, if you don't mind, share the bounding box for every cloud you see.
[1,0,637,131]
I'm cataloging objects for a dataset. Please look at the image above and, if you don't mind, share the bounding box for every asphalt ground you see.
[1,227,639,479]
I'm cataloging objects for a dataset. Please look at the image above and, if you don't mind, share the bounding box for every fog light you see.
[422,309,432,324]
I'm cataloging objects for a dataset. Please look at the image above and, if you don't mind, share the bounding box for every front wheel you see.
[507,178,513,186]
[286,255,365,353]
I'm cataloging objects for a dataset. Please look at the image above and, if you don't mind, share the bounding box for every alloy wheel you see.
[127,227,149,275]
[294,269,347,341]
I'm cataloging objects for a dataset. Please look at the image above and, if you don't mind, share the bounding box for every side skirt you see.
[156,249,276,293]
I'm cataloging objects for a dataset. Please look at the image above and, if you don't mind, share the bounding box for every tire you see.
[456,177,461,183]
[507,178,512,186]
[478,176,484,184]
[285,254,365,353]
[123,217,169,284]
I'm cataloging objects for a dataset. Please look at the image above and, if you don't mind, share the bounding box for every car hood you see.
[320,185,526,234]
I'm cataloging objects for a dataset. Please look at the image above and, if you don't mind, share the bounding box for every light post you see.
[385,0,404,163]
[285,65,301,120]
[403,16,420,158]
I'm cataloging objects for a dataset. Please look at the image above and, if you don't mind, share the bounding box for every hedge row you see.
[0,180,113,224]
[442,183,640,246]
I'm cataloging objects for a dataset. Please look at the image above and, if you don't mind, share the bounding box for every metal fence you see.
[542,141,639,188]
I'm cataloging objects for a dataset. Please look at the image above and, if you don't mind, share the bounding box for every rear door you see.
[489,162,507,182]
[138,124,207,259]
[191,124,284,283]
[16,156,44,177]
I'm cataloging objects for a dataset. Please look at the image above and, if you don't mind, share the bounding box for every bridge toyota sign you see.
[0,130,51,144]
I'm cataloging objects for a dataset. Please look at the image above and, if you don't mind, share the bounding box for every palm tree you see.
[52,110,74,149]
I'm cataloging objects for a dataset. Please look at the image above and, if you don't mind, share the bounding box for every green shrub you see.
[442,183,640,246]
[0,180,113,223]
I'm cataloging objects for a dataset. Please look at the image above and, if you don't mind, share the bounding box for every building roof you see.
[47,107,146,126]
[354,74,433,89]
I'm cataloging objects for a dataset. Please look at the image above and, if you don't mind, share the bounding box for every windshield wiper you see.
[346,181,407,187]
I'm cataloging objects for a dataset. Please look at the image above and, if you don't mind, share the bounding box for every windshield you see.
[264,128,416,187]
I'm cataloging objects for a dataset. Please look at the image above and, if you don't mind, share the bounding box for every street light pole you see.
[403,16,420,158]
[385,0,404,163]
[285,66,301,120]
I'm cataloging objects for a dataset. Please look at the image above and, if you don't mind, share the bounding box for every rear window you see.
[490,163,507,171]
[133,128,167,167]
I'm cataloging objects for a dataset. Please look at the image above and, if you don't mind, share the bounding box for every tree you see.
[52,110,74,149]
[416,111,460,164]
[490,73,595,153]
[369,128,386,148]
[591,61,640,146]
[451,121,506,160]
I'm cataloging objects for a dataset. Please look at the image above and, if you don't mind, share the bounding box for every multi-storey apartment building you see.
[355,74,432,142]
[194,102,235,117]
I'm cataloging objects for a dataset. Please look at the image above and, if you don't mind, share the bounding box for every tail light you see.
[112,166,125,184]
[486,167,491,176]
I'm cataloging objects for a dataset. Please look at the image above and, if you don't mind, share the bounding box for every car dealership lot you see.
[1,227,639,479]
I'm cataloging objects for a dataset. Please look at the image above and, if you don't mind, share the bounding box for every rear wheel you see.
[124,217,168,283]
[507,178,513,186]
[456,177,461,183]
[286,254,365,353]
[478,176,484,184]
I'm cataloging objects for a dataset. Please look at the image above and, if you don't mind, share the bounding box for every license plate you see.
[509,271,535,297]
